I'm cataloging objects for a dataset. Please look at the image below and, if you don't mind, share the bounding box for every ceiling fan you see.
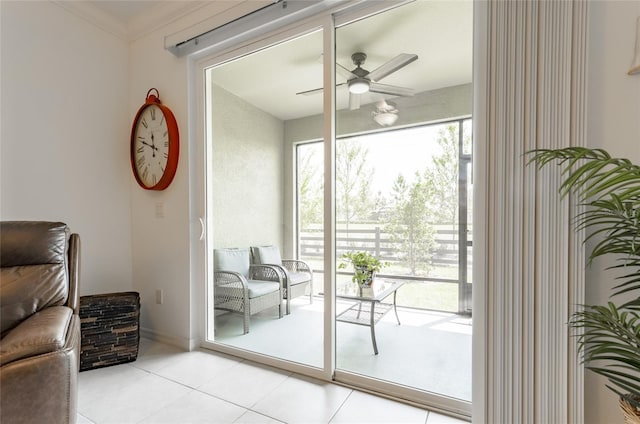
[296,52,418,110]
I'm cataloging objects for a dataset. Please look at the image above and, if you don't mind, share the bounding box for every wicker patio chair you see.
[213,248,283,334]
[250,245,313,315]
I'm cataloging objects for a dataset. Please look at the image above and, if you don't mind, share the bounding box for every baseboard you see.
[139,327,200,351]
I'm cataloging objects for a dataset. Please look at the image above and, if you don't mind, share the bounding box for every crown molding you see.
[52,1,212,43]
[52,0,128,39]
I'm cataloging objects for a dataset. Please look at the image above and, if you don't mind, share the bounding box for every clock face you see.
[133,104,169,188]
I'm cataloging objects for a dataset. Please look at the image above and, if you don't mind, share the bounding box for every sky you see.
[299,122,456,196]
[349,125,445,194]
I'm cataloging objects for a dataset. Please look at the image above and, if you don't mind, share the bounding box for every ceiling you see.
[87,0,473,121]
[210,1,473,121]
[89,1,149,22]
[89,0,201,23]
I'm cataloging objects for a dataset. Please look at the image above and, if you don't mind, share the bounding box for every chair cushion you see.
[246,280,280,298]
[289,271,311,286]
[251,246,282,266]
[0,264,68,335]
[0,222,68,267]
[0,306,72,366]
[214,248,251,278]
[0,221,71,335]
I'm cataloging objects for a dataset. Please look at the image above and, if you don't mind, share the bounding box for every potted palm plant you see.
[338,251,389,288]
[530,147,640,422]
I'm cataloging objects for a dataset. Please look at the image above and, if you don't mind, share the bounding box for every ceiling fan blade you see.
[349,92,361,110]
[337,62,357,79]
[296,87,323,96]
[369,82,415,97]
[367,53,418,82]
[296,83,346,96]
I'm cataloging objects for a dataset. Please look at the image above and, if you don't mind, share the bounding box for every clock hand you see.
[140,140,158,151]
[150,133,157,158]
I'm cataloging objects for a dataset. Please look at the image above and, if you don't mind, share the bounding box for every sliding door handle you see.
[198,217,205,241]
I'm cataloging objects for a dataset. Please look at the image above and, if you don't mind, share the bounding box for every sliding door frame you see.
[193,16,334,382]
[189,1,472,418]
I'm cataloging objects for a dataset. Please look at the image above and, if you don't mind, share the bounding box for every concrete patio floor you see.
[214,297,472,402]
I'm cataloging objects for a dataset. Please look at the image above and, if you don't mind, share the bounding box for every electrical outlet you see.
[156,289,163,304]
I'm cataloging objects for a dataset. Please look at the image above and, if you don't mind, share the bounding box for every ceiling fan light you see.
[373,112,399,127]
[349,78,370,94]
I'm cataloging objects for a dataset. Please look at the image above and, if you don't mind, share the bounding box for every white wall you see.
[128,17,192,348]
[585,1,640,422]
[0,1,132,296]
[128,2,266,349]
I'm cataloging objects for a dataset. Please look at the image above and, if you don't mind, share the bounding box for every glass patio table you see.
[335,280,405,355]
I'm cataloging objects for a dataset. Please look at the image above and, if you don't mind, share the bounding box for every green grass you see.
[306,261,461,313]
[395,282,458,312]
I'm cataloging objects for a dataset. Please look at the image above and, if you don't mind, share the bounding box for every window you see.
[297,119,472,314]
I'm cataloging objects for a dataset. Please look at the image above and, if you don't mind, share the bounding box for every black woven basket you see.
[79,292,140,371]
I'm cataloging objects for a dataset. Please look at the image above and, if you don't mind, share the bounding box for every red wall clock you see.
[130,88,179,190]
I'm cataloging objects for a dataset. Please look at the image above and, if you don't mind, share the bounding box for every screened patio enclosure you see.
[297,118,473,316]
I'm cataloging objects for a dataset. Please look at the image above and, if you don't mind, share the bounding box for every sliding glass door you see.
[204,30,325,369]
[199,0,473,415]
[330,1,472,408]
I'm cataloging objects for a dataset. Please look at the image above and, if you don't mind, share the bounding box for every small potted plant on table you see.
[339,251,389,288]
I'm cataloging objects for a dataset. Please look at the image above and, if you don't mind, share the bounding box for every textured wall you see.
[211,84,284,249]
[283,84,472,143]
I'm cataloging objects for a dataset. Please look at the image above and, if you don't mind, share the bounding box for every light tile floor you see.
[78,338,468,424]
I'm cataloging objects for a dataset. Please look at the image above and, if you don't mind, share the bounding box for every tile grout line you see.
[81,340,467,424]
[131,353,291,423]
[327,389,355,424]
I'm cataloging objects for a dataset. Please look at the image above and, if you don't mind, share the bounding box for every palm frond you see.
[530,147,640,400]
[529,148,640,203]
[529,147,640,200]
[529,148,640,297]
[571,303,640,397]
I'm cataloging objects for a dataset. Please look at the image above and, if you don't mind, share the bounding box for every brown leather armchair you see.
[0,221,80,424]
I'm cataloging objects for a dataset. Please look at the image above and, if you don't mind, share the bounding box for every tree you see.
[385,173,437,275]
[298,145,323,229]
[336,138,374,227]
[422,124,460,225]
[384,123,468,275]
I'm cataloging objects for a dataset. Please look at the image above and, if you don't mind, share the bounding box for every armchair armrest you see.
[248,265,284,289]
[68,233,80,314]
[214,270,248,289]
[255,263,287,284]
[281,259,312,274]
[213,271,249,305]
